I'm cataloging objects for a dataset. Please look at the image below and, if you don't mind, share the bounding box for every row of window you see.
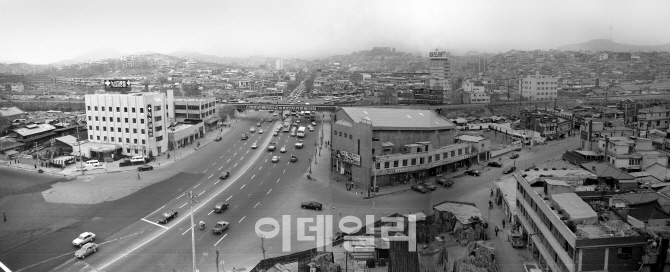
[376,148,469,169]
[89,125,162,133]
[87,105,161,112]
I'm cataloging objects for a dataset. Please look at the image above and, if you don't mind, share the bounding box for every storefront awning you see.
[205,117,219,124]
[4,150,19,156]
[90,144,121,152]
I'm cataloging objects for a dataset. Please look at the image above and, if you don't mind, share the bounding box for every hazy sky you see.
[1,0,670,64]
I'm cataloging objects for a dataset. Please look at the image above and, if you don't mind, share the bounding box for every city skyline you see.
[1,0,670,64]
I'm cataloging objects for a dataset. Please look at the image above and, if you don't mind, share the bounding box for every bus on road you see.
[297,126,306,138]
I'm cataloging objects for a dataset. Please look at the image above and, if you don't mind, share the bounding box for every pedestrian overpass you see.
[234,103,338,112]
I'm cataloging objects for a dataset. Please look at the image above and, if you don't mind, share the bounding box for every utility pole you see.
[260,234,266,260]
[76,126,84,175]
[184,191,199,272]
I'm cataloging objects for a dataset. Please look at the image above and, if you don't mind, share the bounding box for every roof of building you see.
[552,193,598,224]
[495,176,518,215]
[456,135,486,142]
[339,107,454,130]
[581,162,636,180]
[0,106,25,117]
[613,192,670,214]
[13,124,56,137]
[433,202,482,224]
[627,200,670,222]
[644,163,670,182]
[55,135,79,146]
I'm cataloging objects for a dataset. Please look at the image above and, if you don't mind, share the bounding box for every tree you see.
[0,115,10,135]
[218,104,237,123]
[159,252,190,272]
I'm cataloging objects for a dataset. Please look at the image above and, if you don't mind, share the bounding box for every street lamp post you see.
[184,191,199,272]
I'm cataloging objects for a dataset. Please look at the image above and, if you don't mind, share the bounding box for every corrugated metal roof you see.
[581,162,636,180]
[340,107,454,130]
[13,124,56,136]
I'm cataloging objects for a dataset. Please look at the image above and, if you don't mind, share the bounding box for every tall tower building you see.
[476,59,487,75]
[427,49,451,104]
[275,60,284,70]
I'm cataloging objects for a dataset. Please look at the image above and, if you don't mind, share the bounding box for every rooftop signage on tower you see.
[104,79,131,88]
[429,50,448,58]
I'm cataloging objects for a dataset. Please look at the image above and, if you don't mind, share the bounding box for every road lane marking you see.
[234,163,238,167]
[259,166,262,170]
[146,205,166,217]
[218,165,224,170]
[247,150,249,153]
[254,202,260,208]
[194,183,201,188]
[240,156,244,160]
[283,169,286,173]
[214,234,228,246]
[182,224,196,235]
[176,194,184,199]
[240,184,246,189]
[267,189,272,194]
[97,127,275,271]
[239,216,246,223]
[203,169,208,173]
[208,174,213,179]
[228,149,231,152]
[212,162,216,166]
[208,210,214,215]
[234,205,238,209]
[140,218,169,229]
[179,203,188,208]
[277,178,280,183]
[227,159,230,162]
[234,152,237,156]
[200,190,206,195]
[221,155,224,158]
[251,174,255,179]
[226,196,232,201]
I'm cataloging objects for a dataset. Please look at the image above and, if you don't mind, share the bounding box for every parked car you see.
[301,201,323,210]
[211,221,230,234]
[331,231,347,244]
[312,122,317,126]
[436,177,454,187]
[137,165,153,171]
[423,183,437,191]
[214,202,229,213]
[72,232,96,247]
[465,170,481,176]
[503,166,517,174]
[158,210,178,224]
[411,184,428,193]
[488,162,503,168]
[272,156,279,163]
[85,160,102,167]
[214,136,222,141]
[74,242,99,259]
[510,153,520,159]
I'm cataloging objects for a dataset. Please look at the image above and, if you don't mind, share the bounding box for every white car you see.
[312,122,317,126]
[252,142,258,149]
[272,156,279,163]
[74,243,98,259]
[73,232,96,247]
[280,147,287,153]
[309,126,314,132]
[259,129,264,134]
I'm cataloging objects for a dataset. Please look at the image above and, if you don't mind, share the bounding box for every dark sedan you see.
[138,165,153,171]
[503,166,517,174]
[510,153,520,159]
[465,170,481,176]
[488,162,503,167]
[301,201,322,210]
[411,184,428,193]
[157,210,178,224]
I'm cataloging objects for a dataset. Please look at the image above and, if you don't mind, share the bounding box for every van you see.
[130,156,145,163]
[85,160,102,167]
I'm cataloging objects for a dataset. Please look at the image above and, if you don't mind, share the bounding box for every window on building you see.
[111,137,114,142]
[125,128,129,133]
[117,127,121,132]
[376,163,380,169]
[126,148,130,153]
[142,139,146,144]
[96,136,100,140]
[103,127,106,131]
[116,117,120,122]
[133,129,137,133]
[384,162,390,169]
[141,129,145,134]
[95,126,99,130]
[420,157,425,164]
[95,116,99,121]
[156,126,162,132]
[124,107,128,112]
[126,138,130,143]
[451,151,455,157]
[134,139,138,144]
[154,105,161,111]
[155,116,162,122]
[89,125,92,130]
[156,135,163,141]
[140,108,145,113]
[618,247,632,260]
[116,107,120,112]
[428,156,432,163]
[108,107,112,112]
[102,117,106,121]
[458,149,463,155]
[87,106,91,111]
[103,136,107,141]
[443,152,448,158]
[124,118,128,123]
[402,159,408,166]
[393,161,398,167]
[100,107,104,111]
[411,158,417,165]
[132,108,136,113]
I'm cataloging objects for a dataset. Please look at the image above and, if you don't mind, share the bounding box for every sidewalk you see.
[0,125,232,177]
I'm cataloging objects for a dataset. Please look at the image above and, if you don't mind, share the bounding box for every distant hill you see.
[168,50,235,63]
[53,48,125,65]
[557,39,670,52]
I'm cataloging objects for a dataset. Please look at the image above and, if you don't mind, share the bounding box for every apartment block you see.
[597,137,668,171]
[637,106,670,131]
[519,72,558,101]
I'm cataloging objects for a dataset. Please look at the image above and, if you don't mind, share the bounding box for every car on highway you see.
[280,146,287,153]
[290,155,298,162]
[423,183,437,191]
[436,177,454,187]
[240,134,248,140]
[250,127,256,133]
[503,166,517,174]
[215,136,222,141]
[252,142,258,149]
[74,242,99,259]
[465,170,481,176]
[259,129,264,134]
[301,201,322,210]
[510,153,520,159]
[308,126,314,131]
[212,221,230,234]
[72,232,96,247]
[214,202,229,213]
[268,142,277,151]
[257,122,261,127]
[137,165,153,171]
[411,184,428,193]
[295,140,304,148]
[272,156,279,163]
[273,131,278,136]
[487,162,503,168]
[158,210,178,224]
[312,122,317,126]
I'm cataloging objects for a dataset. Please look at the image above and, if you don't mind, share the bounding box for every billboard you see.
[429,51,448,59]
[331,149,361,166]
[147,104,154,138]
[103,79,131,93]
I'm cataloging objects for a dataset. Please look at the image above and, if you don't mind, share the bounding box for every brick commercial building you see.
[331,108,485,192]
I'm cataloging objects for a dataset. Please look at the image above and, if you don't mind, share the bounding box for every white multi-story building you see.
[276,60,284,70]
[85,92,168,157]
[427,50,452,104]
[598,53,608,61]
[519,72,558,101]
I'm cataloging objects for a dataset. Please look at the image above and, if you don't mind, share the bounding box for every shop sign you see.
[331,148,361,166]
[147,104,154,138]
